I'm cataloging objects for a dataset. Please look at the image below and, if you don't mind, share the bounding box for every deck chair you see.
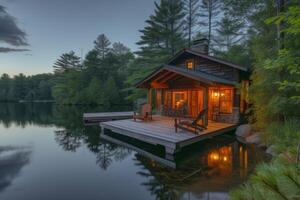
[175,109,207,134]
[133,103,152,121]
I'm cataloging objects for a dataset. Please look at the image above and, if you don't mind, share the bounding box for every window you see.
[172,91,187,108]
[219,89,232,113]
[186,60,194,70]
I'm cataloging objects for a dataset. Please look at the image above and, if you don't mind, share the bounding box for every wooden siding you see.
[170,54,240,82]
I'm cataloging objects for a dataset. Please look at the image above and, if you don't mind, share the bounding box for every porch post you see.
[147,88,152,105]
[203,86,209,127]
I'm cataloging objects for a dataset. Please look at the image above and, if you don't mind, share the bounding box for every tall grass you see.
[265,118,300,156]
[230,160,300,200]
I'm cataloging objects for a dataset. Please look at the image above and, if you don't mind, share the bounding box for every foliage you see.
[265,119,300,156]
[230,160,300,200]
[53,51,82,73]
[0,73,54,102]
[230,4,300,200]
[126,0,187,100]
[51,34,134,106]
[94,34,111,59]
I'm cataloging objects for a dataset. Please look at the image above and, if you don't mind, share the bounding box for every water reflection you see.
[132,140,266,200]
[0,146,31,192]
[0,103,268,200]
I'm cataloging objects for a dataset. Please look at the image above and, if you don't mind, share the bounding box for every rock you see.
[246,133,261,144]
[235,124,252,138]
[266,145,276,156]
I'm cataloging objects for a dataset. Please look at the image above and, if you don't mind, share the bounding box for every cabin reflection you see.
[100,131,268,200]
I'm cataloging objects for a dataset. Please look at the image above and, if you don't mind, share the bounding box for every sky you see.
[0,0,156,76]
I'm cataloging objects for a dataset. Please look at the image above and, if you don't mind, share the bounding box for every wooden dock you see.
[100,115,237,155]
[83,111,133,124]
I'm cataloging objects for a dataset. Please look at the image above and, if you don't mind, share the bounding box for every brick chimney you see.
[190,38,209,55]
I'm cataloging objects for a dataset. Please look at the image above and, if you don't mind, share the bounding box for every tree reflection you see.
[55,129,82,152]
[0,103,133,171]
[96,141,131,170]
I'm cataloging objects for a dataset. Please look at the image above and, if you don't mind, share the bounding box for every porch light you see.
[213,92,219,97]
[210,152,219,160]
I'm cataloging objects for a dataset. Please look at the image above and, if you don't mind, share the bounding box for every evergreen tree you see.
[94,34,111,59]
[199,0,221,50]
[53,51,81,73]
[137,0,186,63]
[0,74,11,101]
[126,0,186,101]
[183,0,200,47]
[215,12,244,51]
[111,42,130,56]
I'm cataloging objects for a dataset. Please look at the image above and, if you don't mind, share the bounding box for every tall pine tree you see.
[94,34,111,59]
[183,0,200,47]
[53,51,81,74]
[199,0,221,50]
[126,0,186,101]
[215,12,244,50]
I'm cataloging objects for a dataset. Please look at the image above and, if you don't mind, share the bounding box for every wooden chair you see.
[133,104,152,121]
[175,109,207,134]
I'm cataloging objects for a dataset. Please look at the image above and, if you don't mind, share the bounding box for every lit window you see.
[186,60,194,69]
[172,91,187,108]
[219,89,232,113]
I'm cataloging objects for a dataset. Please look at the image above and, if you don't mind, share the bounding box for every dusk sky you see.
[0,0,156,76]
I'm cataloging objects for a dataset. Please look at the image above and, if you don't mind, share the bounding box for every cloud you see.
[0,5,28,46]
[0,47,30,53]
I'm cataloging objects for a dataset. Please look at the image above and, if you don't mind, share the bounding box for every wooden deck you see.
[83,111,133,124]
[100,115,237,155]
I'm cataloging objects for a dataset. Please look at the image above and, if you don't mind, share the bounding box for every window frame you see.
[185,59,194,70]
[219,88,233,114]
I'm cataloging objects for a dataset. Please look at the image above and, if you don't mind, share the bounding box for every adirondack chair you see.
[175,109,207,134]
[133,103,152,121]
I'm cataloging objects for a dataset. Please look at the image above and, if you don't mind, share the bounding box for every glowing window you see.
[186,60,194,69]
[219,89,233,113]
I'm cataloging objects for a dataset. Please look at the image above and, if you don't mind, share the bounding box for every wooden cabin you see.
[136,39,249,126]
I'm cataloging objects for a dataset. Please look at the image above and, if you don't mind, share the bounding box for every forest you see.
[0,0,299,198]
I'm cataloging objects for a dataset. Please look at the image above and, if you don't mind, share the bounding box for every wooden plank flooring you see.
[83,111,133,123]
[100,115,237,154]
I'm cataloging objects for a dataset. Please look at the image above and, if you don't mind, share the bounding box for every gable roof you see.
[167,49,248,72]
[136,64,237,88]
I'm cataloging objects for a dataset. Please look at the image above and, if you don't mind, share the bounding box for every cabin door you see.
[189,90,203,117]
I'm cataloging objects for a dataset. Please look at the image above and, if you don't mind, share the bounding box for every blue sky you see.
[0,0,156,76]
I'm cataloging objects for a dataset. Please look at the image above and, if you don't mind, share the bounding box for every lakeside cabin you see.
[100,39,249,156]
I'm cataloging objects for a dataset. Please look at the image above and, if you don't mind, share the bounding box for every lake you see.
[0,103,268,200]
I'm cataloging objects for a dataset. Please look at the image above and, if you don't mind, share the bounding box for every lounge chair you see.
[175,109,207,134]
[133,103,152,121]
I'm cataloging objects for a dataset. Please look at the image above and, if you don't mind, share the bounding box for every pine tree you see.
[183,0,200,47]
[111,42,130,56]
[199,0,221,50]
[136,0,186,64]
[94,34,111,59]
[215,13,244,50]
[126,0,186,101]
[53,51,81,73]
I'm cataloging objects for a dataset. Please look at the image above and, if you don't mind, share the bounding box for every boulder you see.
[246,133,261,144]
[266,145,276,156]
[235,124,252,138]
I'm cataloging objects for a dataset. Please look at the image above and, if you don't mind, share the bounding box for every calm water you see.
[0,103,268,200]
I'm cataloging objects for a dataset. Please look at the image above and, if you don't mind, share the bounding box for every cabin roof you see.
[136,64,237,88]
[167,49,248,72]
